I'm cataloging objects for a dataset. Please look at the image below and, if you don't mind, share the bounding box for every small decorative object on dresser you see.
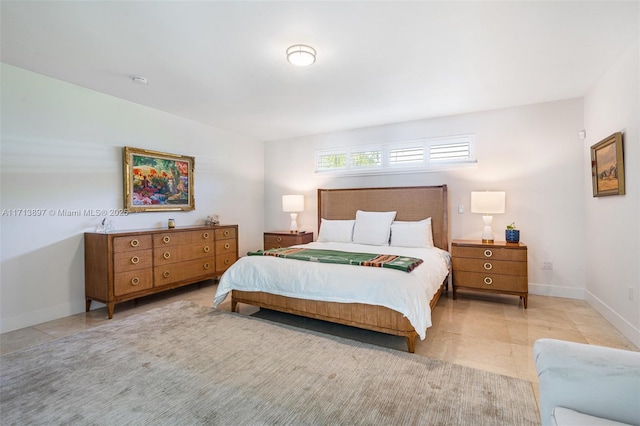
[505,222,520,243]
[451,239,528,308]
[264,231,313,250]
[85,225,238,318]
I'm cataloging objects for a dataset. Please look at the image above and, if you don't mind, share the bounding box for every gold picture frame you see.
[591,132,625,197]
[124,147,195,212]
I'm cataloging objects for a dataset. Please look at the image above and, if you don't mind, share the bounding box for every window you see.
[316,151,347,170]
[389,145,423,166]
[350,148,382,169]
[315,134,476,175]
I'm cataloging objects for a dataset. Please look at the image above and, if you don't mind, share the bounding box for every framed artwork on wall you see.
[590,132,625,197]
[123,147,195,212]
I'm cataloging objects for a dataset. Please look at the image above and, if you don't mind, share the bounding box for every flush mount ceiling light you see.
[286,44,316,66]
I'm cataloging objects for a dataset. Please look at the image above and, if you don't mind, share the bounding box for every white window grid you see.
[315,134,476,175]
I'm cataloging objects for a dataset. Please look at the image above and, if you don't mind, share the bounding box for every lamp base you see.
[289,212,299,233]
[480,216,495,243]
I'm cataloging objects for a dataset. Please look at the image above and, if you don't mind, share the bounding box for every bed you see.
[214,185,450,352]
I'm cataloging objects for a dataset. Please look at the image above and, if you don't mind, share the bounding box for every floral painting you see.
[124,147,195,212]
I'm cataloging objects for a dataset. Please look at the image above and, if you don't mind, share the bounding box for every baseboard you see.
[529,282,585,300]
[585,290,640,348]
[0,300,85,334]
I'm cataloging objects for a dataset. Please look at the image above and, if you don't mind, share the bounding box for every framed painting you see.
[591,132,625,197]
[124,147,195,212]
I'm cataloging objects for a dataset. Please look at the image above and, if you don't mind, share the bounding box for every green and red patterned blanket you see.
[247,247,423,273]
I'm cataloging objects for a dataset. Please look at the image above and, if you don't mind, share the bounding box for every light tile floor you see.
[2,281,637,410]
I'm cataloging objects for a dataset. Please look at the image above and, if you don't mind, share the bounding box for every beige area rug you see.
[1,301,539,425]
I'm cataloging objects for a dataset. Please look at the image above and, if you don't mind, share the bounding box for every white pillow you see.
[352,210,397,246]
[390,218,434,248]
[317,219,355,243]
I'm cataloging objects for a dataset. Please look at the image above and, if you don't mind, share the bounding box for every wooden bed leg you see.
[231,300,238,312]
[406,335,416,353]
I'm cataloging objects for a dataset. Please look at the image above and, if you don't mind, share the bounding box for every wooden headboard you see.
[317,185,449,251]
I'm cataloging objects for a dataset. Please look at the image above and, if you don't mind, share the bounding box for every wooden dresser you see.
[85,225,238,318]
[451,239,528,308]
[263,231,313,249]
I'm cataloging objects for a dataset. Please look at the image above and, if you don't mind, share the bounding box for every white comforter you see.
[213,242,451,339]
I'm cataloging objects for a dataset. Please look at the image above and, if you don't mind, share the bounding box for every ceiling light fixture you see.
[132,76,148,85]
[286,44,316,67]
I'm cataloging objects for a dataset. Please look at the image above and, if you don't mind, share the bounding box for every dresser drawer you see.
[113,249,153,273]
[451,245,526,262]
[451,257,527,276]
[113,235,152,252]
[114,269,153,296]
[154,243,214,265]
[264,234,296,249]
[264,232,313,249]
[216,253,237,272]
[153,230,214,247]
[215,227,236,240]
[216,238,236,255]
[453,271,528,292]
[154,257,216,286]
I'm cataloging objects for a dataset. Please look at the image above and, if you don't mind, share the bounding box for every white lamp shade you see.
[282,195,304,212]
[471,191,506,214]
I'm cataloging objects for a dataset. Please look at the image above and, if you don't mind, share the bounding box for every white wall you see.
[583,39,640,346]
[264,98,586,299]
[0,64,265,333]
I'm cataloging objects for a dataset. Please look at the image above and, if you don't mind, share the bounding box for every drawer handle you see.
[130,239,139,247]
[223,230,230,237]
[163,271,170,278]
[224,242,230,250]
[203,232,210,239]
[224,258,231,265]
[483,262,493,270]
[131,277,140,286]
[163,252,171,259]
[203,246,211,253]
[162,236,171,244]
[484,249,493,258]
[204,262,211,270]
[484,277,493,285]
[276,236,282,242]
[130,256,140,264]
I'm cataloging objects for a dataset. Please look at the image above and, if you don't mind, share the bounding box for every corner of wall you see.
[585,290,640,348]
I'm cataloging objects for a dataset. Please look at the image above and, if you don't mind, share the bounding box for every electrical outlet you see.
[628,287,634,301]
[458,205,464,214]
[542,261,553,270]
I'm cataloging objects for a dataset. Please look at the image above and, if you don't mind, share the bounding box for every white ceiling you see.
[1,1,638,141]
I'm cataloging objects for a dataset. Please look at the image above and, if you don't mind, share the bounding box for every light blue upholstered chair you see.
[534,338,640,426]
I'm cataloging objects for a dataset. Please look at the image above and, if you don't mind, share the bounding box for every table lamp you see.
[471,191,505,243]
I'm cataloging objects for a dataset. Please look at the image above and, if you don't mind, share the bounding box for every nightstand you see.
[264,231,314,250]
[451,239,528,308]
